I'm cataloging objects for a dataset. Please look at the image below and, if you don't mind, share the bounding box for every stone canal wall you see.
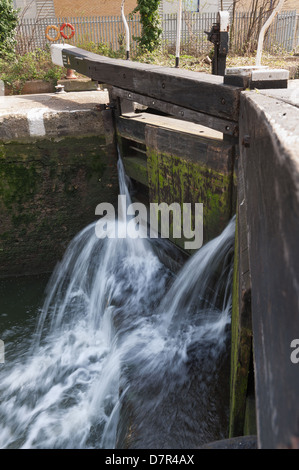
[0,91,118,277]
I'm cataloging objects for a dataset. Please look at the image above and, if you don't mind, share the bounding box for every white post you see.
[256,0,285,66]
[175,0,182,67]
[121,0,130,60]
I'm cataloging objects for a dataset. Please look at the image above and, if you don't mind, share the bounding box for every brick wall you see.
[236,0,298,11]
[282,0,298,10]
[53,0,137,18]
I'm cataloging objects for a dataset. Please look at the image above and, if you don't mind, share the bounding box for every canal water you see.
[0,156,235,449]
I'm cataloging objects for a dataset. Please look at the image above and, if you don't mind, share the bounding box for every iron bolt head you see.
[242,135,250,148]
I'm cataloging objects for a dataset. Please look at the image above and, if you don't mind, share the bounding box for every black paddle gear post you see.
[205,11,229,76]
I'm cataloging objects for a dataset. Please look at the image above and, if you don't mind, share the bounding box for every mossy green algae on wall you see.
[146,125,236,249]
[0,136,118,277]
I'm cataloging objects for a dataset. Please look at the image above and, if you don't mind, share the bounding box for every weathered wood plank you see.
[243,396,257,437]
[116,115,147,144]
[61,46,241,121]
[123,156,148,187]
[116,112,224,148]
[239,90,299,449]
[258,83,299,109]
[144,124,234,174]
[145,124,235,245]
[229,177,253,438]
[111,87,239,136]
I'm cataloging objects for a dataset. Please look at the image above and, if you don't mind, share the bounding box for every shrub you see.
[132,0,162,52]
[0,48,64,94]
[0,0,19,58]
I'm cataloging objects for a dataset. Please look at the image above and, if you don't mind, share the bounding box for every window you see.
[185,0,200,12]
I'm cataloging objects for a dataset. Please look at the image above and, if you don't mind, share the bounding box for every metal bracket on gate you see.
[205,11,229,76]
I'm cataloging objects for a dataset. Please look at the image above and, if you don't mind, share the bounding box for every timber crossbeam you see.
[51,45,241,129]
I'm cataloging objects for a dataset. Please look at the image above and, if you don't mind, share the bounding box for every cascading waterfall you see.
[0,154,235,449]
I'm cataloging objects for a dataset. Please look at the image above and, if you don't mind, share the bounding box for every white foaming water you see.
[0,155,235,449]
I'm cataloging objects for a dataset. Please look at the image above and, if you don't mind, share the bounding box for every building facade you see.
[13,0,298,20]
[161,0,298,14]
[161,0,234,14]
[52,0,138,18]
[13,0,138,19]
[236,0,298,11]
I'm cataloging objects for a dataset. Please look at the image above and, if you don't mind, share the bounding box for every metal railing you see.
[15,10,298,55]
[231,9,298,54]
[16,15,141,54]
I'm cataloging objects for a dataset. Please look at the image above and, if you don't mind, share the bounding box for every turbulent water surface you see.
[0,157,235,449]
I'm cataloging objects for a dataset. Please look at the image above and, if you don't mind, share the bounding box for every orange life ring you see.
[60,23,75,40]
[45,25,60,42]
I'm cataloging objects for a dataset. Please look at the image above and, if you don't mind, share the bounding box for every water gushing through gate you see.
[0,155,235,449]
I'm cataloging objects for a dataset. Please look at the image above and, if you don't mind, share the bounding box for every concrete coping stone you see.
[0,90,111,142]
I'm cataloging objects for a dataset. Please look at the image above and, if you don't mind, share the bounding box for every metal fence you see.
[162,10,298,54]
[231,10,298,53]
[15,15,142,54]
[16,10,298,56]
[162,12,216,55]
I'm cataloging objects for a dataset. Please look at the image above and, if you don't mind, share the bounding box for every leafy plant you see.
[0,0,19,58]
[132,0,162,52]
[0,48,65,94]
